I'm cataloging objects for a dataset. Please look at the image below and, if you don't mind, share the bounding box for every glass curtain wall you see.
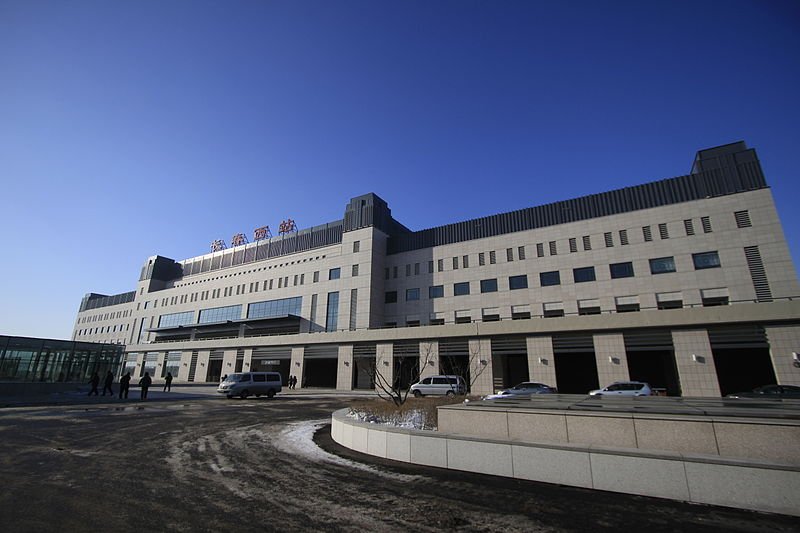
[0,336,124,382]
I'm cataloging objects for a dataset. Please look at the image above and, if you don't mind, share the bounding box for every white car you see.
[410,375,466,397]
[484,382,557,400]
[589,381,652,397]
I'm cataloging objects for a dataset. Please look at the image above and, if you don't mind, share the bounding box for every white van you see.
[217,372,282,399]
[410,375,466,397]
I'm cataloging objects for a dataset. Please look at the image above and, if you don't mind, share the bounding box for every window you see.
[609,261,634,279]
[701,216,712,233]
[454,310,471,324]
[615,296,640,313]
[693,251,721,270]
[735,210,752,228]
[619,229,629,245]
[684,219,695,236]
[506,248,514,262]
[352,264,359,277]
[325,292,339,332]
[158,311,194,328]
[569,238,577,253]
[489,251,496,264]
[478,252,485,266]
[406,288,420,301]
[384,268,390,280]
[428,260,434,273]
[437,259,444,272]
[659,223,669,239]
[573,266,596,283]
[509,275,528,290]
[540,271,561,286]
[393,266,398,278]
[582,235,591,251]
[642,226,652,242]
[313,271,320,283]
[429,285,444,299]
[701,288,729,307]
[649,256,676,274]
[414,263,420,275]
[536,243,544,257]
[452,257,459,270]
[549,241,557,255]
[543,303,564,318]
[482,307,500,322]
[198,305,242,323]
[248,297,302,319]
[406,264,411,277]
[384,291,397,304]
[511,305,531,320]
[454,282,470,296]
[578,299,601,315]
[518,246,526,260]
[462,255,469,268]
[353,241,360,253]
[480,278,498,293]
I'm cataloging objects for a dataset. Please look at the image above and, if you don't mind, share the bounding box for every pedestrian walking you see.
[164,372,173,392]
[119,372,131,399]
[139,372,152,400]
[291,375,297,389]
[102,370,114,396]
[88,371,100,396]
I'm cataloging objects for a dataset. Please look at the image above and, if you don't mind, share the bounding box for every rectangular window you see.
[701,288,729,307]
[480,278,498,293]
[619,229,629,245]
[735,210,752,228]
[684,219,695,236]
[615,296,640,313]
[573,266,596,283]
[310,294,318,327]
[604,232,613,247]
[518,246,525,260]
[540,271,560,286]
[353,241,360,253]
[300,273,305,285]
[428,260,434,273]
[393,266,398,278]
[693,251,721,270]
[549,241,557,255]
[482,308,500,322]
[385,267,390,280]
[452,257,459,270]
[352,264,359,277]
[437,259,444,272]
[406,288,420,301]
[511,304,531,320]
[536,243,544,257]
[479,252,485,266]
[489,251,496,264]
[454,282,470,296]
[582,235,591,251]
[384,291,397,304]
[609,261,635,279]
[659,223,669,239]
[406,264,411,277]
[649,256,676,274]
[198,304,242,324]
[313,271,320,283]
[429,285,444,299]
[509,274,528,290]
[414,263,420,275]
[325,292,339,332]
[329,267,341,280]
[158,311,194,328]
[247,297,302,319]
[293,275,298,286]
[462,255,469,268]
[506,248,514,262]
[701,216,712,233]
[642,226,652,242]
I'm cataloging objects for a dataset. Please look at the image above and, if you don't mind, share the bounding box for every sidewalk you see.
[0,384,376,408]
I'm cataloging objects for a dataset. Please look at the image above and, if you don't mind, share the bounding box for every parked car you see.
[589,381,652,397]
[484,382,557,400]
[217,372,282,399]
[410,375,466,397]
[725,384,800,399]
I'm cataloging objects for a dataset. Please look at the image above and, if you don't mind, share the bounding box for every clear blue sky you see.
[1,0,799,339]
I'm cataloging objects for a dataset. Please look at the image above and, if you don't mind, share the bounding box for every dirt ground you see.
[0,396,796,532]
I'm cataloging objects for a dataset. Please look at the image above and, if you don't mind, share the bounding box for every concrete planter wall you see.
[331,408,800,517]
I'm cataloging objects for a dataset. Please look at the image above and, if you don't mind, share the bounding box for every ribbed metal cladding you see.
[303,344,338,359]
[491,337,527,355]
[388,161,767,254]
[439,339,469,357]
[393,341,420,357]
[352,344,377,357]
[208,350,224,361]
[552,334,594,353]
[80,291,136,312]
[708,325,768,348]
[252,346,292,358]
[624,330,673,351]
[744,246,773,302]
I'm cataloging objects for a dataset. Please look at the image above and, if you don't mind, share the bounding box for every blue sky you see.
[1,0,799,339]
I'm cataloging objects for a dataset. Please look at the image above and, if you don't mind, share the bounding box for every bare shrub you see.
[347,396,475,430]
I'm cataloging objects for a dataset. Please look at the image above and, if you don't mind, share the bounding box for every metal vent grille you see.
[659,223,669,239]
[619,229,629,245]
[735,210,752,228]
[439,339,469,357]
[684,219,695,236]
[744,246,772,302]
[552,334,594,352]
[701,216,712,233]
[490,337,527,355]
[642,226,653,242]
[569,238,577,253]
[604,232,613,247]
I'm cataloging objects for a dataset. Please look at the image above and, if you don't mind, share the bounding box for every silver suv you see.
[410,375,466,397]
[218,372,282,399]
[589,381,652,397]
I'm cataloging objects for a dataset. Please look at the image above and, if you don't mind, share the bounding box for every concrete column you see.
[175,351,191,382]
[671,329,720,397]
[135,353,145,377]
[766,325,800,384]
[375,342,394,393]
[222,349,237,378]
[243,348,253,372]
[290,347,304,389]
[593,333,630,386]
[526,336,557,387]
[469,338,493,396]
[419,340,439,379]
[195,350,211,383]
[337,345,354,390]
[156,352,167,380]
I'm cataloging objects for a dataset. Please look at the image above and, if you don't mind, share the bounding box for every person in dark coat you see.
[139,372,152,400]
[102,371,114,396]
[164,372,173,392]
[119,371,131,399]
[88,372,100,396]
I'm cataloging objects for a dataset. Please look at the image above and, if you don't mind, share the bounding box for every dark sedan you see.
[484,382,557,400]
[725,384,800,399]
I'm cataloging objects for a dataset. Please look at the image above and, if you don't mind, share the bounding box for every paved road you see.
[0,395,796,532]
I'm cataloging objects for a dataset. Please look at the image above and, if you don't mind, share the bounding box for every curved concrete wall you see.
[331,409,800,517]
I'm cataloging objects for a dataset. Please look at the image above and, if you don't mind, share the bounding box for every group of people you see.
[287,375,298,389]
[87,371,174,400]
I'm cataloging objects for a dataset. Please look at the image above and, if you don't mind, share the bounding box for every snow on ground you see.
[345,409,432,430]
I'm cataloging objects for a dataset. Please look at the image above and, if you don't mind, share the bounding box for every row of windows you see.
[198,305,243,324]
[385,251,721,302]
[76,323,131,336]
[385,247,527,279]
[79,308,131,324]
[247,296,303,319]
[174,254,329,288]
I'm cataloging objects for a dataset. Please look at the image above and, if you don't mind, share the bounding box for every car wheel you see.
[446,391,455,397]
[413,390,422,398]
[240,389,249,399]
[267,389,276,398]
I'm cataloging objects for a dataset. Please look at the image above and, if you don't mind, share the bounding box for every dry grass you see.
[348,395,478,430]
